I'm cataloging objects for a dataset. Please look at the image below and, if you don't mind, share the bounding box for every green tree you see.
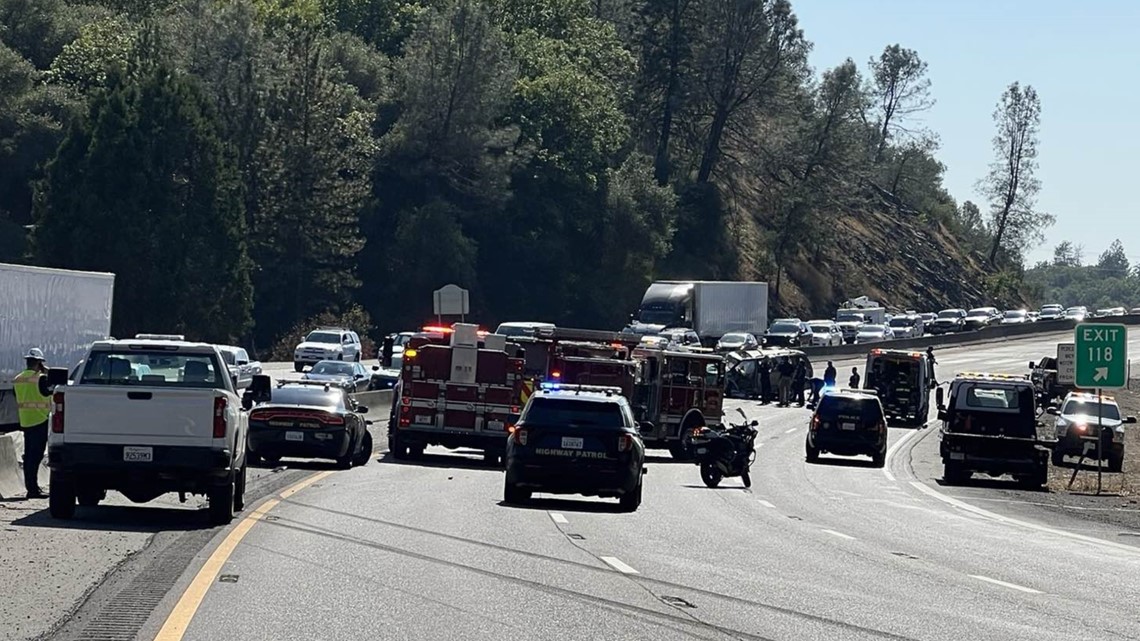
[868,44,932,162]
[1052,240,1082,267]
[34,60,252,341]
[1097,239,1129,278]
[979,81,1053,267]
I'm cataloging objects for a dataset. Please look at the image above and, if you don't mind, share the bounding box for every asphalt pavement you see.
[9,331,1140,641]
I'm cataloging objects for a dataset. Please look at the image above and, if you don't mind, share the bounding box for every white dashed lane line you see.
[969,575,1043,594]
[601,556,639,574]
[757,499,776,509]
[549,512,568,525]
[784,428,797,435]
[821,529,856,541]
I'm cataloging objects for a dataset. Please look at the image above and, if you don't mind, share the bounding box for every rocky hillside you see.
[765,207,1002,319]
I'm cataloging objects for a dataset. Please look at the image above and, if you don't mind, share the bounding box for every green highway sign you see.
[1074,323,1128,389]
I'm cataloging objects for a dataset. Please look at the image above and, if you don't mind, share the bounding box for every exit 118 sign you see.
[1074,323,1129,389]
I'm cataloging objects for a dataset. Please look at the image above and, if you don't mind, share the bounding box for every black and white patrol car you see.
[503,384,646,512]
[245,379,373,469]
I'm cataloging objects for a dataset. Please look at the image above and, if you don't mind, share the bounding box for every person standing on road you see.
[777,357,794,407]
[824,361,837,388]
[849,366,861,389]
[792,360,807,407]
[926,346,938,384]
[758,358,773,403]
[13,348,51,499]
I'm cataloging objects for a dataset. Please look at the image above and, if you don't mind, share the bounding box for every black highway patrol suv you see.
[504,384,647,511]
[806,388,888,467]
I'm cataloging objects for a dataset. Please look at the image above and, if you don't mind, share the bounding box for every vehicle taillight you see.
[213,397,227,438]
[51,392,65,434]
[510,426,528,446]
[811,415,820,431]
[551,371,562,380]
[618,434,634,452]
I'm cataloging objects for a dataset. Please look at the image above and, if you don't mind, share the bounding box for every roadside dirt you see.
[987,380,1140,532]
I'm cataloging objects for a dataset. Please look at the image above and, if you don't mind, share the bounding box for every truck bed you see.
[58,385,227,447]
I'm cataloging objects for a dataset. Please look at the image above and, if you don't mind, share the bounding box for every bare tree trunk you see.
[654,0,685,186]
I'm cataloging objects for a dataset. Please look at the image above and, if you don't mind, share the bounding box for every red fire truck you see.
[390,324,527,464]
[522,327,725,459]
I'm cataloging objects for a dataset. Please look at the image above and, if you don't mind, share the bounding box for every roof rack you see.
[534,326,643,346]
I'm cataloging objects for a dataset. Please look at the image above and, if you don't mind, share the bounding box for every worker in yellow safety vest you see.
[13,348,50,499]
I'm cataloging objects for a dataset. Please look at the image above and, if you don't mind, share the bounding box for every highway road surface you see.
[7,330,1140,641]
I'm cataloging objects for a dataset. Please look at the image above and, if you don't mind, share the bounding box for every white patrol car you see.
[294,327,362,372]
[45,334,248,524]
[1048,391,1136,471]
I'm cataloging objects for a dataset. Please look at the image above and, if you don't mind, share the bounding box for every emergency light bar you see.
[539,382,624,395]
[954,372,1030,381]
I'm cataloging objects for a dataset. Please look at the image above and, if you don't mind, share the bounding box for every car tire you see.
[293,362,303,373]
[1109,450,1124,473]
[233,464,247,512]
[619,480,643,512]
[49,471,77,519]
[805,443,820,464]
[504,481,530,505]
[943,463,969,485]
[353,431,373,466]
[741,471,752,488]
[872,449,886,468]
[208,481,235,525]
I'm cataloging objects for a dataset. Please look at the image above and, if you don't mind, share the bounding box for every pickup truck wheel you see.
[49,471,76,519]
[353,431,373,466]
[1051,448,1066,467]
[233,465,247,512]
[293,362,303,373]
[1108,451,1124,473]
[805,444,820,464]
[943,463,969,485]
[208,481,235,525]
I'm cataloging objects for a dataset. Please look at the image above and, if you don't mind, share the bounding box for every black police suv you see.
[503,385,646,512]
[805,388,888,467]
[247,381,373,469]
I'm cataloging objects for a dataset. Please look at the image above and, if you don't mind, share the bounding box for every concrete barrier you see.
[0,430,48,499]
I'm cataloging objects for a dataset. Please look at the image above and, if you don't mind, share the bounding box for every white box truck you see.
[628,281,768,345]
[0,263,115,428]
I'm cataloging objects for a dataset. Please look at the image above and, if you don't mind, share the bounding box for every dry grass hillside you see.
[730,197,1000,319]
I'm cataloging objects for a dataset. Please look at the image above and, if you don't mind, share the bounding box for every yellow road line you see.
[153,470,334,641]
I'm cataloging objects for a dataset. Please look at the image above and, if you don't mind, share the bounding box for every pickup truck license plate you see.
[561,437,584,450]
[123,446,153,462]
[841,422,856,431]
[949,452,965,460]
[285,431,305,442]
[487,420,505,431]
[414,415,433,425]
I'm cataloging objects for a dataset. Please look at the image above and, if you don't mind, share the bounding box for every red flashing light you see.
[421,325,453,334]
[551,371,562,379]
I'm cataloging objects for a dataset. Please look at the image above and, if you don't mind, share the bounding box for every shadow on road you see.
[807,457,880,469]
[378,450,502,471]
[498,497,625,514]
[644,455,688,465]
[12,503,214,533]
[935,476,1049,493]
[680,484,751,491]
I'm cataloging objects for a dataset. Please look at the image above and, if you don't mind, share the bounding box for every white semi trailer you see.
[0,263,115,428]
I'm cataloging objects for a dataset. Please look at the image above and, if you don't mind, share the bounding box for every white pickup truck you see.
[45,335,248,525]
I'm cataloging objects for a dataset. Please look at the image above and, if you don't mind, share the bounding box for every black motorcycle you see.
[688,409,759,488]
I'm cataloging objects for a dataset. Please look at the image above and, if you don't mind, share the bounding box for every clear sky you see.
[792,0,1140,266]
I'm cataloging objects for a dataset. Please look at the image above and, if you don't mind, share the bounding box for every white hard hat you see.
[25,348,45,360]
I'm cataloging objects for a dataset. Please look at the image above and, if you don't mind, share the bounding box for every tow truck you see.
[520,327,725,459]
[390,324,527,465]
[864,349,933,427]
[936,372,1051,487]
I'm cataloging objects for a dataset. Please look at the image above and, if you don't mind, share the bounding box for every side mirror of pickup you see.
[1028,361,1036,370]
[638,421,654,433]
[935,387,945,409]
[249,374,272,404]
[45,367,69,389]
[357,405,369,414]
[1126,416,1138,425]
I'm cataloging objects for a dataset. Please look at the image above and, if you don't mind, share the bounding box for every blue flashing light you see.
[540,382,562,391]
